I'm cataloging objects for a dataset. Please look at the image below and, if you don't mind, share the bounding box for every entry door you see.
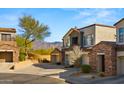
[98,55,105,72]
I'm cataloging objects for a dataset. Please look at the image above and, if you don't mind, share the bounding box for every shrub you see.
[19,52,26,61]
[81,64,91,73]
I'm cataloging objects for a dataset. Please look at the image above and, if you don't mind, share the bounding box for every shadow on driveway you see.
[33,63,65,69]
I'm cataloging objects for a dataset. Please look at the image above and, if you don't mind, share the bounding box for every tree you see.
[19,15,50,59]
[68,45,82,67]
[16,35,32,61]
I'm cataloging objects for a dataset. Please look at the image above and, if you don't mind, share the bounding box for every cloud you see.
[0,9,26,28]
[71,8,120,26]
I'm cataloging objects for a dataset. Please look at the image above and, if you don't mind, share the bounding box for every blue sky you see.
[0,8,124,42]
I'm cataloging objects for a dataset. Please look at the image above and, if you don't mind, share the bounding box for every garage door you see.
[117,57,124,75]
[0,52,13,62]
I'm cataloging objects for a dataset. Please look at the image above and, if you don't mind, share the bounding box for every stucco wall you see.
[115,20,124,28]
[117,51,124,57]
[69,31,80,45]
[115,20,124,44]
[63,34,71,48]
[80,26,95,47]
[95,26,116,44]
[81,25,95,35]
[82,54,89,64]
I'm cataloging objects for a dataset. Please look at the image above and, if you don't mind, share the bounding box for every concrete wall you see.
[95,26,116,44]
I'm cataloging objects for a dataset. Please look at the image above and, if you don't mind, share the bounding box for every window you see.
[118,28,124,43]
[83,34,94,46]
[1,34,11,41]
[72,37,78,45]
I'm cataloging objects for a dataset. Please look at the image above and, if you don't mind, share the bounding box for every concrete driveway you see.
[0,63,69,84]
[0,73,66,84]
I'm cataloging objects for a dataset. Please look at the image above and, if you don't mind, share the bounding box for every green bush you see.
[81,64,91,73]
[19,52,26,61]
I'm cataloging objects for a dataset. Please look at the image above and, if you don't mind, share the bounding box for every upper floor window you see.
[118,28,124,43]
[1,34,11,41]
[83,34,94,46]
[72,37,78,45]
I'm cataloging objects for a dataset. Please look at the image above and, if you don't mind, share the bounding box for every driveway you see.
[0,63,69,84]
[0,73,66,84]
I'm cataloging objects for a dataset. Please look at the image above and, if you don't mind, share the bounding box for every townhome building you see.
[0,28,19,63]
[114,18,124,75]
[62,24,116,67]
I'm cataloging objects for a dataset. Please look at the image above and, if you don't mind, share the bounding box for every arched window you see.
[118,28,124,43]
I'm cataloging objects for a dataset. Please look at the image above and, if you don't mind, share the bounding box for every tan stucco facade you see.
[115,20,124,45]
[63,28,80,48]
[51,48,62,64]
[82,54,89,65]
[69,31,80,45]
[81,25,95,36]
[63,24,116,67]
[95,26,116,44]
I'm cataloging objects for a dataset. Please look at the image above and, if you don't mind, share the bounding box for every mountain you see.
[32,40,62,50]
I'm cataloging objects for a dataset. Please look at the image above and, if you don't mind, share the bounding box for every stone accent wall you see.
[0,41,19,62]
[89,42,116,76]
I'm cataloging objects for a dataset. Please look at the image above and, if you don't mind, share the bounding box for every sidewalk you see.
[58,67,119,84]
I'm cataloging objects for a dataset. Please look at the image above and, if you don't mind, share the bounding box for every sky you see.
[0,8,124,42]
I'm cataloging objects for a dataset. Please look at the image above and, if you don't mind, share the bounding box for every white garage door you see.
[117,57,124,75]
